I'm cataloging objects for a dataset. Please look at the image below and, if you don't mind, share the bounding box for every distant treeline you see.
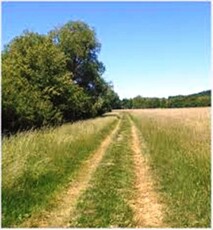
[2,21,120,134]
[120,90,211,109]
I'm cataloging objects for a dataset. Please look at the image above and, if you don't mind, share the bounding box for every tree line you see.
[2,21,120,134]
[120,90,211,109]
[2,20,210,134]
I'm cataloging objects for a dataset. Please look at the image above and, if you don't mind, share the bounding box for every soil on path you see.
[21,119,121,228]
[130,118,166,228]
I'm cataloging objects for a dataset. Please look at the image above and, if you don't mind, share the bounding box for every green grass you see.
[3,109,210,227]
[2,115,118,227]
[69,113,135,227]
[130,110,210,227]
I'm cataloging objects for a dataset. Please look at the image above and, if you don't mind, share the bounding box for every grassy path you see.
[5,109,208,227]
[68,113,135,227]
[15,112,168,228]
[2,115,118,227]
[20,118,121,227]
[67,113,166,227]
[129,117,166,227]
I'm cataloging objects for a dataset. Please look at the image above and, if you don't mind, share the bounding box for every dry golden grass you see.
[130,107,210,158]
[129,107,210,227]
[131,107,210,129]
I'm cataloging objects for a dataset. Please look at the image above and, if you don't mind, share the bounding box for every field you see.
[2,108,211,227]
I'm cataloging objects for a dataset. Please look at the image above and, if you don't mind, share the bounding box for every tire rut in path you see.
[130,118,165,228]
[21,119,121,228]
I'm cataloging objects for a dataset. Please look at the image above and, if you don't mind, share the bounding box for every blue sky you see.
[2,1,211,99]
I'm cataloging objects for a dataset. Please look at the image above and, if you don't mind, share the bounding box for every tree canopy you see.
[2,21,120,134]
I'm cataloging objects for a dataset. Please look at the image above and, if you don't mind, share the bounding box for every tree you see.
[2,21,121,134]
[2,31,72,132]
[95,82,121,114]
[121,98,133,109]
[49,21,105,98]
[48,21,111,117]
[2,53,62,133]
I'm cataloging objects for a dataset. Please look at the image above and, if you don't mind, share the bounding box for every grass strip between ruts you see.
[69,113,135,227]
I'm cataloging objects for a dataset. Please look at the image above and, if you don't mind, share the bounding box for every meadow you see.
[2,115,119,226]
[130,107,211,227]
[2,108,211,227]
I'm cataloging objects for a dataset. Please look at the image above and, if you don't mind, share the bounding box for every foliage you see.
[121,98,133,109]
[2,22,120,134]
[167,90,211,108]
[2,33,65,133]
[121,90,211,109]
[49,22,105,104]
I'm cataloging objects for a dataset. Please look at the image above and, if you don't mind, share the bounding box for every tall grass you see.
[130,108,210,227]
[2,115,118,227]
[69,113,135,227]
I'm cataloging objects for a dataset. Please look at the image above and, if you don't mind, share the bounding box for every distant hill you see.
[188,90,211,97]
[169,90,211,99]
[121,90,211,109]
[168,90,211,108]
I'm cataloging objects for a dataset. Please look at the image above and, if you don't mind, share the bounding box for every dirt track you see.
[20,114,166,228]
[20,119,121,227]
[129,118,165,227]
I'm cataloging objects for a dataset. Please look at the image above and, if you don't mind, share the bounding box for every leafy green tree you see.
[95,82,121,114]
[108,91,121,109]
[3,20,211,134]
[49,21,109,117]
[121,98,133,109]
[132,96,143,108]
[2,56,62,133]
[2,31,71,132]
[160,98,167,108]
[49,21,105,95]
[2,21,124,134]
[150,98,161,108]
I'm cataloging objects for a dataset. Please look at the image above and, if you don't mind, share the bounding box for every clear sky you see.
[2,1,211,99]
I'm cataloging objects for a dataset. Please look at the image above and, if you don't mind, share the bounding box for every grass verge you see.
[130,111,210,227]
[2,115,118,227]
[69,113,135,227]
